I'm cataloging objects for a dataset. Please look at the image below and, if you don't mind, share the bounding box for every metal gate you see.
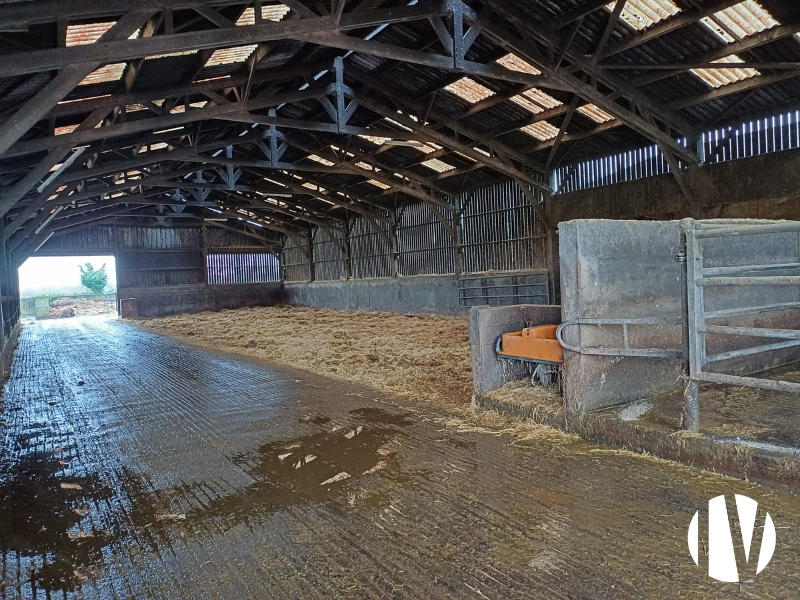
[684,220,800,393]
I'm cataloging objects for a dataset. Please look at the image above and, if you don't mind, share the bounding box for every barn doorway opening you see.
[19,255,117,320]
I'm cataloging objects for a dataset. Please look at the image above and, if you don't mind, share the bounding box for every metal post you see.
[680,218,700,432]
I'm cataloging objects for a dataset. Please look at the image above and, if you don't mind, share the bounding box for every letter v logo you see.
[688,494,776,582]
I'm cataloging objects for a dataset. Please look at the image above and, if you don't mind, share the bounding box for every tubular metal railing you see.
[681,219,800,430]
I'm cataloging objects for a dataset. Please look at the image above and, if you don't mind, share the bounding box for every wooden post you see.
[307,229,316,282]
[200,223,209,284]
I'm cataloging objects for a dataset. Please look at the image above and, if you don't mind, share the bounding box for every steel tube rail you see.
[698,276,800,286]
[702,263,800,276]
[693,222,800,239]
[705,340,800,364]
[698,325,800,339]
[705,301,800,320]
[698,372,800,394]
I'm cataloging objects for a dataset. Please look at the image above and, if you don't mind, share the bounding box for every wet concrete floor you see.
[1,316,800,598]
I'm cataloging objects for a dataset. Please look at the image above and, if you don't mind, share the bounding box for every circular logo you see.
[688,494,776,582]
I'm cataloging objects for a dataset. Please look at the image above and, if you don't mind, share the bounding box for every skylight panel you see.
[236,4,291,25]
[701,1,778,42]
[524,88,562,110]
[509,94,544,114]
[495,53,541,75]
[79,63,126,85]
[509,88,562,114]
[55,124,79,136]
[306,154,334,166]
[421,158,455,173]
[66,22,115,46]
[444,77,495,104]
[578,104,615,123]
[366,179,390,189]
[206,45,258,66]
[606,0,681,31]
[520,121,560,141]
[359,135,389,145]
[691,54,760,87]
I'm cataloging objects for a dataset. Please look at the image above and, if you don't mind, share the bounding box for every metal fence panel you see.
[460,179,547,273]
[207,253,281,284]
[350,217,392,279]
[313,226,348,281]
[283,233,311,282]
[397,202,455,276]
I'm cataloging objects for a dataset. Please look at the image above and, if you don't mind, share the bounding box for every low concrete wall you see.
[118,282,283,318]
[284,275,466,316]
[0,321,21,386]
[469,304,562,398]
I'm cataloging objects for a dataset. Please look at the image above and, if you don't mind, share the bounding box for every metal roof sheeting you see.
[691,54,761,88]
[608,0,682,32]
[444,77,495,103]
[701,0,780,43]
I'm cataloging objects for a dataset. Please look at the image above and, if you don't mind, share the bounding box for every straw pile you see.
[138,306,473,404]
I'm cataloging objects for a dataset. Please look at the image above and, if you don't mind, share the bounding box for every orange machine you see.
[498,324,564,365]
[496,324,564,389]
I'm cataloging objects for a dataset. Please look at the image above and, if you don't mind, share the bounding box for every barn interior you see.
[2,0,800,596]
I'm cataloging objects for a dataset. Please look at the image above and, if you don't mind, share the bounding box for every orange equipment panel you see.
[499,324,564,364]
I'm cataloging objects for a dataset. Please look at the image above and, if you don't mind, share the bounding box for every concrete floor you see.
[2,317,800,599]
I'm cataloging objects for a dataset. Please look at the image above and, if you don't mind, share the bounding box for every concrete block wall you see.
[284,275,467,316]
[118,282,283,318]
[469,304,562,398]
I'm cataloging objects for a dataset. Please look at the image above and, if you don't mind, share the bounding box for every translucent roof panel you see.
[206,44,258,66]
[606,0,681,31]
[420,158,455,172]
[701,1,779,43]
[236,4,291,25]
[578,104,615,123]
[691,54,760,88]
[520,121,560,141]
[496,53,541,75]
[444,77,494,104]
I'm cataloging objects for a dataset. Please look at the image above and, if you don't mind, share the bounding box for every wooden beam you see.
[0,9,155,156]
[0,3,450,78]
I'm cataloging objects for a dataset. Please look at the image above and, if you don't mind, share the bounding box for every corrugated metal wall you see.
[283,232,311,283]
[350,217,392,279]
[283,180,547,283]
[207,253,281,284]
[312,226,348,281]
[552,108,800,195]
[397,203,455,276]
[461,179,547,273]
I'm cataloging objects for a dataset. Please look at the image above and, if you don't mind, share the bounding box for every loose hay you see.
[439,405,575,444]
[486,380,564,415]
[137,306,473,404]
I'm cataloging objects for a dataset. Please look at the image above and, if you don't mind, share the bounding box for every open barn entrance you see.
[19,255,117,320]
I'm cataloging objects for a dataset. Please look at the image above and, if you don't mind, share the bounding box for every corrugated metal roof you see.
[691,54,761,88]
[701,0,779,43]
[65,21,115,46]
[444,77,494,103]
[79,63,126,86]
[520,121,560,141]
[578,104,615,123]
[608,0,681,32]
[495,53,541,75]
[236,4,291,25]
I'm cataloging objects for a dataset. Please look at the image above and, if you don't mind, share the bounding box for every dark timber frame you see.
[0,0,799,284]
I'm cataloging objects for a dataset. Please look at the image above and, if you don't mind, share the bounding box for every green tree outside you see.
[79,263,109,295]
